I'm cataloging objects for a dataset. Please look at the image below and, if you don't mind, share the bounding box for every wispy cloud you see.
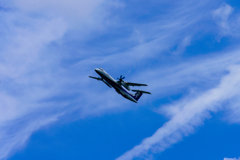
[212,3,233,27]
[0,12,67,159]
[0,0,118,158]
[212,3,240,38]
[10,0,116,30]
[117,64,240,160]
[171,36,192,55]
[1,0,240,159]
[0,114,61,159]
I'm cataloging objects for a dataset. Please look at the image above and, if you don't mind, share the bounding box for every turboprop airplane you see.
[89,68,151,103]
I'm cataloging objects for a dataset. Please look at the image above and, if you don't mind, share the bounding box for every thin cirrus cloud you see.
[117,56,240,160]
[0,0,117,159]
[0,12,67,159]
[212,3,234,36]
[224,158,240,160]
[212,3,240,38]
[0,0,239,160]
[10,0,114,29]
[0,114,61,160]
[116,3,240,160]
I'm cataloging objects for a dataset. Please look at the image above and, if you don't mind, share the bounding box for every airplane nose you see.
[95,68,99,73]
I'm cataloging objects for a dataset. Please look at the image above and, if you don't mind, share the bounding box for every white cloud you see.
[0,114,61,159]
[212,3,233,25]
[223,97,240,124]
[117,65,240,160]
[172,36,192,55]
[0,11,68,159]
[212,3,240,38]
[0,0,239,159]
[73,0,225,70]
[0,0,124,158]
[9,0,122,33]
[212,3,233,36]
[144,50,240,96]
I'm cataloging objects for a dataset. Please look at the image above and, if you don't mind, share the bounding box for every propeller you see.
[117,75,131,90]
[117,75,125,82]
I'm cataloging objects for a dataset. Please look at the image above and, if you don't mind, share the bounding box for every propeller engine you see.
[117,75,125,82]
[117,75,131,91]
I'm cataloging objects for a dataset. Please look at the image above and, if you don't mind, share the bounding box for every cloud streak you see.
[1,0,240,159]
[117,64,240,160]
[212,3,240,38]
[0,0,118,158]
[0,114,61,159]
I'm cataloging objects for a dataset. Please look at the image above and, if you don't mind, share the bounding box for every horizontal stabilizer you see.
[125,82,147,87]
[132,90,151,94]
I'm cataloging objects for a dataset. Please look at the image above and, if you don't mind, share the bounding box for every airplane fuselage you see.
[95,68,138,103]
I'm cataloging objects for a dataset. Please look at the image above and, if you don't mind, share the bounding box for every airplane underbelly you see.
[115,89,121,94]
[120,90,137,103]
[100,74,137,103]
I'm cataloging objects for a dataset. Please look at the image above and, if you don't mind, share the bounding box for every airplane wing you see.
[89,76,102,81]
[89,76,112,88]
[125,82,147,87]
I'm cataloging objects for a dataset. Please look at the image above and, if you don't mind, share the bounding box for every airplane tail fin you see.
[132,90,151,101]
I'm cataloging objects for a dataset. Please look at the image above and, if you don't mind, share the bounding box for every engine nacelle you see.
[121,81,131,91]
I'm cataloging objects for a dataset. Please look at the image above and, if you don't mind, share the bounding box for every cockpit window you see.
[99,68,103,71]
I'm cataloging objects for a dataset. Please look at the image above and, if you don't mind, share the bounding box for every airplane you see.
[89,68,151,103]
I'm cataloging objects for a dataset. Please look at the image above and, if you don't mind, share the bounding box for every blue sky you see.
[1,0,240,160]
